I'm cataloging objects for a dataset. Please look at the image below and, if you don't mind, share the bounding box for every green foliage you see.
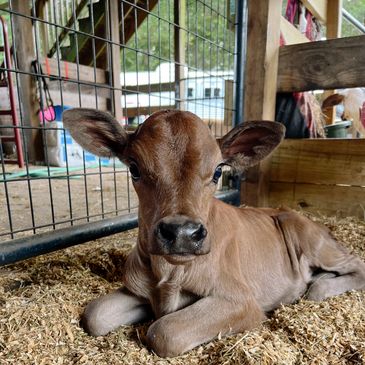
[122,0,174,72]
[342,0,365,37]
[122,0,235,73]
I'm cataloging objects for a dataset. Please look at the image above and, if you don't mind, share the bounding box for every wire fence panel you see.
[0,0,238,246]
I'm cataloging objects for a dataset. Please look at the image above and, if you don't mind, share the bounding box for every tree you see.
[342,0,365,37]
[123,0,235,72]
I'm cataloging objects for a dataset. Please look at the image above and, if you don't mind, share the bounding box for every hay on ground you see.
[0,215,364,365]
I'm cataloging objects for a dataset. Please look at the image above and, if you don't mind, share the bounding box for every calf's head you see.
[63,109,284,263]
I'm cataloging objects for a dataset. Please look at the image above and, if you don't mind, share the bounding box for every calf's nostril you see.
[190,224,207,242]
[157,222,178,242]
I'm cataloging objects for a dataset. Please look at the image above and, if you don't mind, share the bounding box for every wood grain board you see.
[277,35,365,92]
[39,58,107,85]
[269,182,365,218]
[270,139,365,186]
[268,139,365,218]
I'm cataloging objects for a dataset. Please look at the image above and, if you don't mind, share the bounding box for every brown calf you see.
[63,109,365,358]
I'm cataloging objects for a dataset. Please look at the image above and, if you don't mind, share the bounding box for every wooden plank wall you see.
[39,58,110,111]
[268,139,365,218]
[277,35,365,92]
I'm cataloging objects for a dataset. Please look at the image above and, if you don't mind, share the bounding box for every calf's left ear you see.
[220,121,285,172]
[63,108,128,158]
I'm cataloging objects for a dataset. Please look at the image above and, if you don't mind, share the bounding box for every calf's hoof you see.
[81,299,114,337]
[146,321,184,358]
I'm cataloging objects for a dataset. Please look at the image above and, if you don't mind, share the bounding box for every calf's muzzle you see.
[154,215,208,256]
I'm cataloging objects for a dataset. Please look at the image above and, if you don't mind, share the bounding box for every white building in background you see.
[121,62,234,121]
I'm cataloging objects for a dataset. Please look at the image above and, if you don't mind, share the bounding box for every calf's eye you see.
[129,162,141,181]
[212,165,223,184]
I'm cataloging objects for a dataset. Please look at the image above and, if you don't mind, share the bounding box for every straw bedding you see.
[0,214,364,365]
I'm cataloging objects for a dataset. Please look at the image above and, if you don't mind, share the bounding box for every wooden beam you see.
[35,0,49,55]
[277,35,365,92]
[243,0,282,208]
[244,0,282,121]
[224,80,234,128]
[301,0,327,24]
[39,58,107,84]
[48,80,110,99]
[280,16,309,45]
[49,87,108,110]
[326,0,342,39]
[12,1,42,163]
[122,105,175,117]
[174,0,186,110]
[123,82,174,94]
[109,0,122,121]
[323,0,342,125]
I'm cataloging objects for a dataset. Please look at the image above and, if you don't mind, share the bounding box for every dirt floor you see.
[0,165,138,242]
[0,213,364,364]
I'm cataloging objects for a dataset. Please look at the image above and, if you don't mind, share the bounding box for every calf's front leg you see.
[82,287,152,336]
[146,295,265,358]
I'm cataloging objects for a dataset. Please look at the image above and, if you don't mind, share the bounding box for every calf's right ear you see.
[62,108,128,158]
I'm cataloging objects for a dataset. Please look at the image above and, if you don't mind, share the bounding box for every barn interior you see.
[0,0,364,364]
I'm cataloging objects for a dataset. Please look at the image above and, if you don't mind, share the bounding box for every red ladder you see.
[0,15,24,168]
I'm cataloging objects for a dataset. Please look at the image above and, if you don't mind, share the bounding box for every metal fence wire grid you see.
[0,0,243,265]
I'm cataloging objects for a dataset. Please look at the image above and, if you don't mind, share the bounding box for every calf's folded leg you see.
[146,295,266,358]
[82,287,152,336]
[276,211,365,301]
[306,252,365,301]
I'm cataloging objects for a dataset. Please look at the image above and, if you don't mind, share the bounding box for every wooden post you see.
[174,0,186,110]
[242,0,282,207]
[223,80,234,136]
[35,0,49,54]
[301,0,327,23]
[12,0,43,163]
[323,0,342,125]
[109,0,122,121]
[326,0,342,39]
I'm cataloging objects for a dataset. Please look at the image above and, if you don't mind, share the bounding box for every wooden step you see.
[0,136,15,142]
[1,158,18,164]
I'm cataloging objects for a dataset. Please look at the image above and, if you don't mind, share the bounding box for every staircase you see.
[47,0,158,69]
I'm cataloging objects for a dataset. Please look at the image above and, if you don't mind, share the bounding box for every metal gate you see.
[0,0,245,265]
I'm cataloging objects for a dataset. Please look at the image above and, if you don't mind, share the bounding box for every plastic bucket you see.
[324,121,351,138]
[54,105,72,121]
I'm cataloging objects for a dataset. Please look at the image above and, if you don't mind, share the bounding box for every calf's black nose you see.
[158,221,207,244]
[156,218,207,254]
